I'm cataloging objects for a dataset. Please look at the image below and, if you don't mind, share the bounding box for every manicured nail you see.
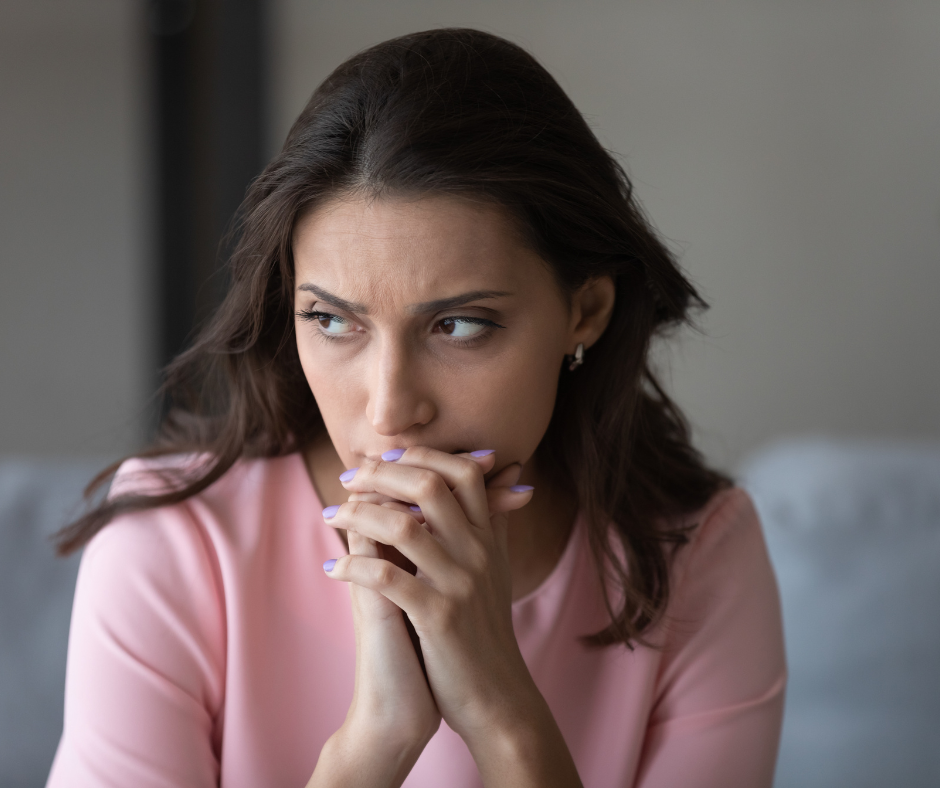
[323,559,337,572]
[510,485,534,493]
[322,505,340,519]
[470,449,495,457]
[409,505,422,513]
[339,468,358,483]
[381,448,406,461]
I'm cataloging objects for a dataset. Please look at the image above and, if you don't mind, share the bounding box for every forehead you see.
[292,193,548,304]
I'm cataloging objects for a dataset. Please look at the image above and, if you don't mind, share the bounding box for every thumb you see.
[485,463,534,514]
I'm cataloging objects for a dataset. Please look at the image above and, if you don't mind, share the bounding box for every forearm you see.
[306,722,428,788]
[465,689,583,788]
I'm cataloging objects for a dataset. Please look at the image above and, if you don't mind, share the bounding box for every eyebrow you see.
[297,284,512,315]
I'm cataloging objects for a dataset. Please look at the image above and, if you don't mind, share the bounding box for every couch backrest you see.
[741,439,940,788]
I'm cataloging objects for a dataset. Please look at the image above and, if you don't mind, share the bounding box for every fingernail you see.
[381,448,406,461]
[510,485,534,493]
[323,559,337,572]
[339,468,358,483]
[470,449,495,457]
[409,505,422,512]
[322,505,340,519]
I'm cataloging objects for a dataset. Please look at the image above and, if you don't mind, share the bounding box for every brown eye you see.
[440,317,487,338]
[309,312,353,335]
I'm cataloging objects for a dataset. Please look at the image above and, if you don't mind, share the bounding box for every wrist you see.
[462,689,582,788]
[309,720,432,788]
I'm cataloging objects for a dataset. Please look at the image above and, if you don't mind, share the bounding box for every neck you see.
[302,436,577,601]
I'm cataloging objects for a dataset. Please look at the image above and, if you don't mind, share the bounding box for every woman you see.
[48,28,785,788]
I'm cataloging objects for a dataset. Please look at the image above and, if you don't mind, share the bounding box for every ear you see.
[567,275,616,353]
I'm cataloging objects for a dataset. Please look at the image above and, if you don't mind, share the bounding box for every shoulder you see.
[668,484,780,619]
[664,486,770,598]
[71,454,309,702]
[103,451,308,547]
[82,452,310,625]
[649,486,786,717]
[632,487,786,786]
[678,486,764,569]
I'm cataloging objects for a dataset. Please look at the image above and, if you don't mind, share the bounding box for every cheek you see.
[445,343,561,458]
[295,333,361,424]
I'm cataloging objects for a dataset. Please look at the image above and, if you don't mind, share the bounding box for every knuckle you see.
[416,470,444,498]
[390,513,418,543]
[373,561,397,588]
[456,457,481,486]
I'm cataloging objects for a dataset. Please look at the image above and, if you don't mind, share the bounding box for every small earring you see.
[568,342,585,371]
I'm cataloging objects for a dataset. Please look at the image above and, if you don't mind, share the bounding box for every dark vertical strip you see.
[149,0,267,376]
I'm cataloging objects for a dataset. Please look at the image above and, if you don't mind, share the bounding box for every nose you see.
[366,336,435,437]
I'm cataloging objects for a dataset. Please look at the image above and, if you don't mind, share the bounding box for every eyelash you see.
[295,309,506,348]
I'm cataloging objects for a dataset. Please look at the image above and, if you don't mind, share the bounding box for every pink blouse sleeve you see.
[46,499,226,788]
[634,488,787,788]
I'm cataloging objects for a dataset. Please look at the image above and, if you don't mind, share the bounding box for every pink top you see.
[47,453,785,788]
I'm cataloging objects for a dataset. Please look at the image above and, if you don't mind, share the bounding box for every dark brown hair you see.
[57,28,730,646]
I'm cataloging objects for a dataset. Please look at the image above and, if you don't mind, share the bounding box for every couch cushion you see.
[740,439,940,788]
[0,459,103,788]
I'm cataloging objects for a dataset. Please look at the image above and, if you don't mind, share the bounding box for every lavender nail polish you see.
[339,468,358,483]
[381,448,406,461]
[322,505,340,519]
[323,559,337,572]
[510,485,535,493]
[409,505,422,513]
[470,449,495,457]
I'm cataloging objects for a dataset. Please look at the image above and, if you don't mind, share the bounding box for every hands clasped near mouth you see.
[320,446,541,752]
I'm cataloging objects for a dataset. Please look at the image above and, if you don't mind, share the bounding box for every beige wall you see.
[0,1,150,455]
[270,0,940,470]
[3,2,937,468]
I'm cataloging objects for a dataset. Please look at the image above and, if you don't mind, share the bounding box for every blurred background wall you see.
[0,1,150,456]
[1,0,938,467]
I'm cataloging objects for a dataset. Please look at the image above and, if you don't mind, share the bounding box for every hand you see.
[310,452,533,788]
[323,448,542,747]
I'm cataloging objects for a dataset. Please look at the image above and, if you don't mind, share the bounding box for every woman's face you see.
[292,193,610,476]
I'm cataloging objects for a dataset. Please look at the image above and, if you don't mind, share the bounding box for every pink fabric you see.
[47,453,785,787]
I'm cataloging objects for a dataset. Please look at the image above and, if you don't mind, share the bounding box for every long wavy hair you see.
[57,28,731,647]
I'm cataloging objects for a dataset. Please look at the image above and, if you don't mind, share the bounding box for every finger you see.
[348,492,425,522]
[486,484,535,514]
[323,554,428,618]
[325,501,448,574]
[344,448,491,529]
[484,462,524,490]
[382,499,426,524]
[340,458,472,540]
[346,491,396,505]
[405,447,493,527]
[347,528,378,557]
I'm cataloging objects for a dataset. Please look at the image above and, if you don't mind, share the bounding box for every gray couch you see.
[0,460,98,788]
[740,439,940,787]
[2,440,938,787]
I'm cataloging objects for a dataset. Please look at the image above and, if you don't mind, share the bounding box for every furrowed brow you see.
[297,284,369,314]
[297,284,512,315]
[406,290,512,315]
